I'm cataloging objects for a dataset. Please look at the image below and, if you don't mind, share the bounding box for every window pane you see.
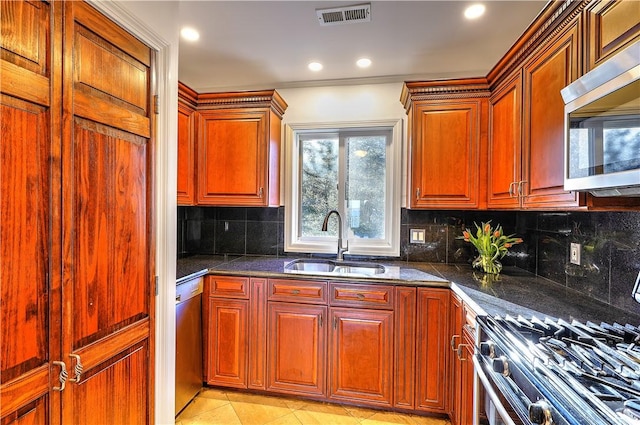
[346,134,386,239]
[300,137,338,237]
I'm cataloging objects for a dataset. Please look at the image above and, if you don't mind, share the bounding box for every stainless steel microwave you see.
[561,40,640,197]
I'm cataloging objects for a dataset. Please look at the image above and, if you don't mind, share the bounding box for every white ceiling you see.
[177,1,549,92]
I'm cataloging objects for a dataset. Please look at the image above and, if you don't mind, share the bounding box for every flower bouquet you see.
[460,221,523,275]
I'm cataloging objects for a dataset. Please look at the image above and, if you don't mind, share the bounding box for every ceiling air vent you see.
[316,3,371,26]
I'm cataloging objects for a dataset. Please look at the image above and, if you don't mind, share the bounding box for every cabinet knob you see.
[416,188,420,200]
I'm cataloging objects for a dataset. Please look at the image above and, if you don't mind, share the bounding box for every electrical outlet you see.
[570,243,581,265]
[410,229,425,244]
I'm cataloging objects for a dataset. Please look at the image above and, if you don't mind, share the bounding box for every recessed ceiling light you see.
[356,58,372,68]
[308,62,323,72]
[464,4,486,20]
[180,27,200,42]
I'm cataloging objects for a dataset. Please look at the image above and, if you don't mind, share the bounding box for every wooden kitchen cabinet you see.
[2,1,156,424]
[266,279,328,397]
[488,18,581,209]
[585,0,640,71]
[415,288,450,413]
[177,82,198,205]
[402,80,489,209]
[328,283,394,407]
[196,91,287,206]
[205,276,250,388]
[267,302,327,397]
[449,294,476,425]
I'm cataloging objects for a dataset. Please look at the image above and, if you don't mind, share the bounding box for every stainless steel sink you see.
[284,259,386,277]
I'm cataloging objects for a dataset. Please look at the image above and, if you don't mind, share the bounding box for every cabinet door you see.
[197,109,269,206]
[177,91,196,205]
[487,72,522,209]
[1,1,54,422]
[329,308,393,407]
[410,100,484,209]
[415,288,450,413]
[267,303,326,397]
[60,2,155,423]
[459,326,476,425]
[449,295,464,424]
[586,0,640,71]
[207,298,249,388]
[522,20,581,208]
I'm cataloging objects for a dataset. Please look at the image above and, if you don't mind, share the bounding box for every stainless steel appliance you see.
[175,276,204,416]
[475,314,640,424]
[561,40,640,197]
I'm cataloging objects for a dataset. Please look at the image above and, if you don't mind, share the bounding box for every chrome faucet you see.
[321,210,349,261]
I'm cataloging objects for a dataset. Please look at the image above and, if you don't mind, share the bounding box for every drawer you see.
[329,283,394,310]
[207,275,249,299]
[268,279,328,304]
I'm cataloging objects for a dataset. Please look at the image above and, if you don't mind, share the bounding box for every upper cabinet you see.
[488,17,582,209]
[585,0,640,71]
[404,0,640,211]
[401,79,489,209]
[176,86,287,207]
[177,82,197,206]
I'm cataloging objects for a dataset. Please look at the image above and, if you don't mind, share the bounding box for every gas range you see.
[475,314,640,425]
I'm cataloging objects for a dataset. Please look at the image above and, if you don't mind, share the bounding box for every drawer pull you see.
[356,293,365,300]
[291,289,300,295]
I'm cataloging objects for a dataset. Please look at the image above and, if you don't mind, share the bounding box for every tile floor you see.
[176,388,451,425]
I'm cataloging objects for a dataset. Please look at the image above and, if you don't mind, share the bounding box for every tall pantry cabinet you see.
[1,2,156,424]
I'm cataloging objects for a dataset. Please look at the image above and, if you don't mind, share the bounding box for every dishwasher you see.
[175,276,204,416]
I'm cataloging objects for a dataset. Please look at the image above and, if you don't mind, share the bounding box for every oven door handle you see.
[473,355,518,425]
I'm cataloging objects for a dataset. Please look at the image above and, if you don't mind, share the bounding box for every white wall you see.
[89,2,180,424]
[278,82,407,124]
[278,82,409,207]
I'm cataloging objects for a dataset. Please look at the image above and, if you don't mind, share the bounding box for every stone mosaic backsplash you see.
[178,206,640,316]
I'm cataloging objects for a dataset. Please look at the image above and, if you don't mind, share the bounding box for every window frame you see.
[284,120,402,257]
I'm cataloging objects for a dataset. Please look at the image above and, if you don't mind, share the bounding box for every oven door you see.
[473,354,525,425]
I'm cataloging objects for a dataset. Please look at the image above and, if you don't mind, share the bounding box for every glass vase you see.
[472,253,502,275]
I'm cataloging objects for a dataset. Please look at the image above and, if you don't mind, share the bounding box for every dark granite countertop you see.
[176,255,640,325]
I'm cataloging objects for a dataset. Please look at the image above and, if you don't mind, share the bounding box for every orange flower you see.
[493,230,501,238]
[463,231,471,241]
[484,223,491,233]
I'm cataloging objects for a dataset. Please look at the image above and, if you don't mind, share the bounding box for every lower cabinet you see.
[416,288,450,413]
[267,302,327,397]
[450,293,477,425]
[204,275,470,419]
[205,276,250,388]
[329,308,394,407]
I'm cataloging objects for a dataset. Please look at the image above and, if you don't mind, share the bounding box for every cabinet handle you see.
[508,182,516,198]
[319,315,323,328]
[291,289,300,295]
[416,188,420,200]
[52,361,68,392]
[457,344,470,361]
[450,334,460,351]
[518,181,526,197]
[356,293,365,300]
[333,317,337,329]
[69,354,83,383]
[258,187,264,198]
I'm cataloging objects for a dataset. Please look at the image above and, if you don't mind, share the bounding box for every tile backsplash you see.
[178,206,640,315]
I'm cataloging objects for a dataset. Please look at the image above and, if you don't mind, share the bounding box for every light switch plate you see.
[570,243,581,265]
[410,229,425,244]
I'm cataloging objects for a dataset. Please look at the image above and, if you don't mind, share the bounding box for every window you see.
[284,121,402,257]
